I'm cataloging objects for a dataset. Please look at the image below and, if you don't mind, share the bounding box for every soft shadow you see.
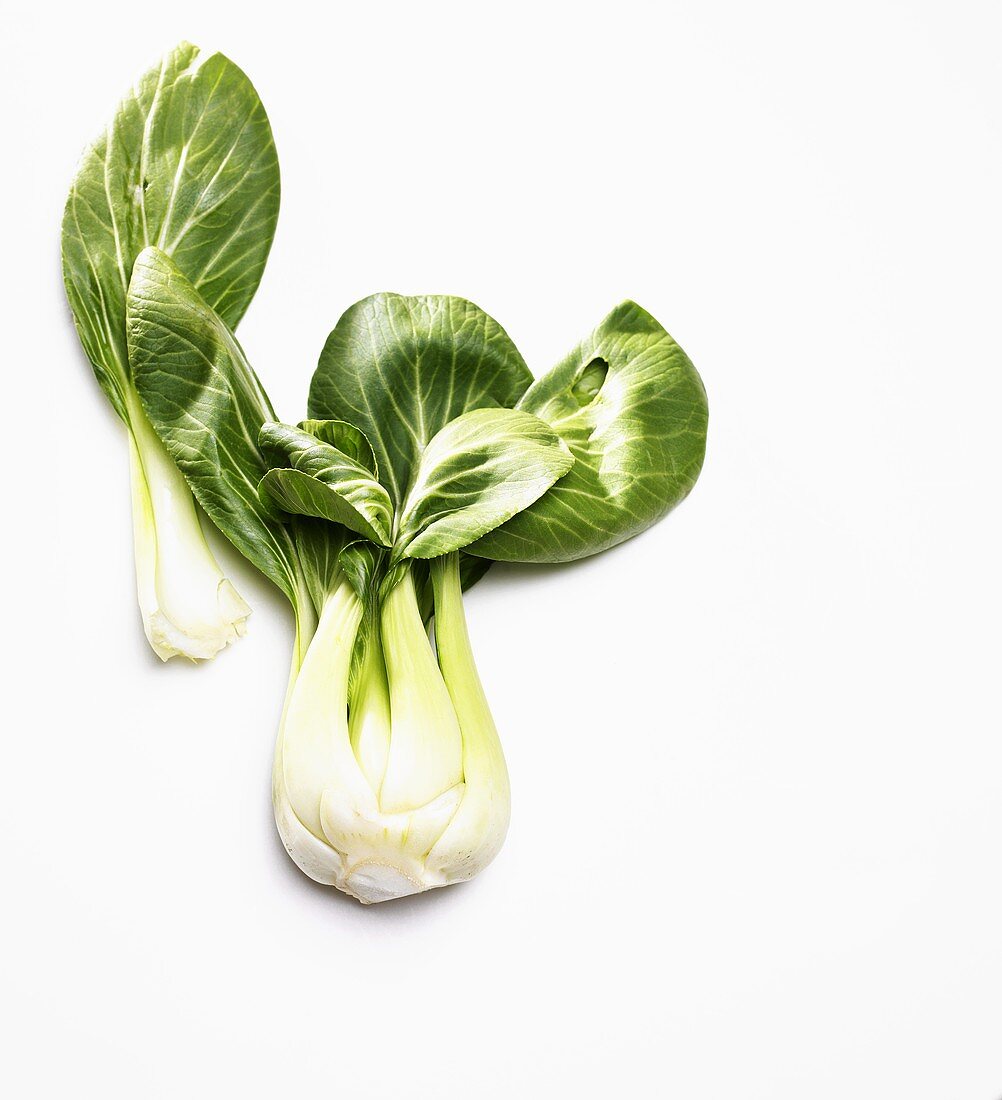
[465,531,643,593]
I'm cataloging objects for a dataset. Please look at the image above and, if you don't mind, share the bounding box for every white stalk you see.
[127,389,250,661]
[273,559,510,904]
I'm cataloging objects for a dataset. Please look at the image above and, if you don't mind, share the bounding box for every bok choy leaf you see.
[258,423,395,548]
[62,41,280,659]
[469,301,708,562]
[393,407,574,561]
[309,293,534,507]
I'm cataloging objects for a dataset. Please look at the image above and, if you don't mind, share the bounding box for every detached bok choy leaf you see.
[62,41,280,659]
[126,248,323,660]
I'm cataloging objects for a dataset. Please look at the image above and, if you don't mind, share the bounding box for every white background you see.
[2,1,1000,1096]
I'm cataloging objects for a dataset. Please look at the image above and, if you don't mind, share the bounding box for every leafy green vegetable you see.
[62,41,280,659]
[125,249,708,903]
[127,277,581,902]
[469,301,708,562]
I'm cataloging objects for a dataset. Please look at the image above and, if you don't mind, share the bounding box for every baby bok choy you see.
[125,247,708,902]
[62,42,280,659]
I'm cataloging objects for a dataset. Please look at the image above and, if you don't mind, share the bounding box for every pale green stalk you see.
[378,568,464,813]
[127,388,250,661]
[426,554,510,881]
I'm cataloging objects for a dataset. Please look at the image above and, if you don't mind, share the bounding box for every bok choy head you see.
[62,42,279,659]
[126,248,707,903]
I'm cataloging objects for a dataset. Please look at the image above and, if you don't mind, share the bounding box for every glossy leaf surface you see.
[63,41,280,419]
[309,294,533,508]
[259,423,394,547]
[395,408,573,560]
[469,301,708,562]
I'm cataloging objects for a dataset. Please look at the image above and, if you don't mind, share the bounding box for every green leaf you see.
[62,41,280,421]
[126,246,302,602]
[308,294,534,508]
[395,409,573,561]
[258,422,394,547]
[468,301,708,562]
[298,419,378,474]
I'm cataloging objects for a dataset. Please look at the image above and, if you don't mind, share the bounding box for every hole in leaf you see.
[570,357,609,406]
